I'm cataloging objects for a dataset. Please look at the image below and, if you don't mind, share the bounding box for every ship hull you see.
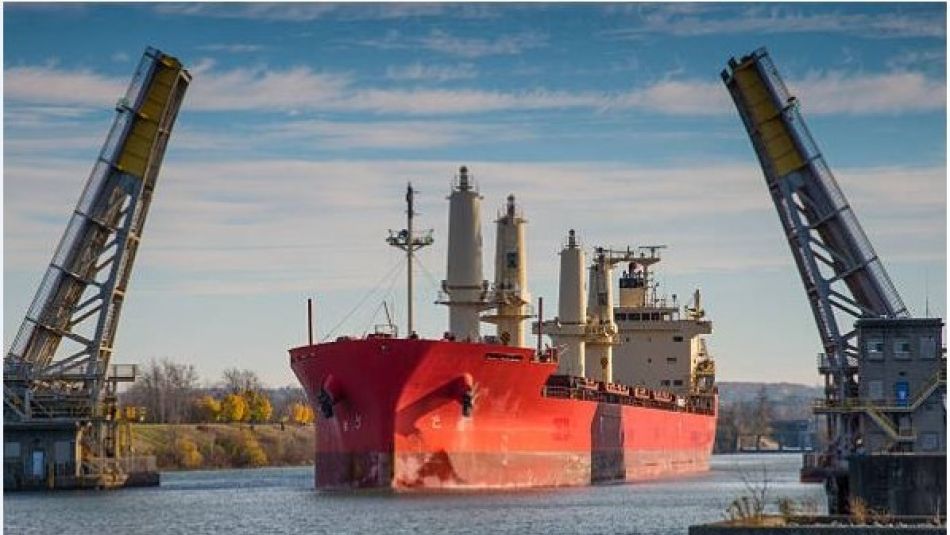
[290,338,716,490]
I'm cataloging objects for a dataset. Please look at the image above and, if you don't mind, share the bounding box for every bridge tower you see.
[3,47,191,490]
[722,48,944,514]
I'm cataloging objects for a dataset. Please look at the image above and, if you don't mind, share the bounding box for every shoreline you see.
[131,423,314,472]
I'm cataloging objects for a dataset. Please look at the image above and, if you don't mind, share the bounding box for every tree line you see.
[715,386,774,452]
[715,384,826,453]
[120,358,314,426]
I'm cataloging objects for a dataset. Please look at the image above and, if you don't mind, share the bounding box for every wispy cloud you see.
[4,66,125,108]
[4,134,103,154]
[153,3,337,21]
[196,43,266,53]
[356,29,547,58]
[607,4,946,39]
[616,79,725,116]
[340,88,603,115]
[186,67,351,111]
[789,71,946,115]
[265,119,531,150]
[886,48,947,70]
[6,157,944,295]
[5,63,945,117]
[152,3,496,22]
[419,30,547,58]
[5,105,103,127]
[386,62,477,82]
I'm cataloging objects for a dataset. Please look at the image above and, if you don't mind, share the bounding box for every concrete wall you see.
[850,454,946,516]
[690,522,945,535]
[4,425,79,490]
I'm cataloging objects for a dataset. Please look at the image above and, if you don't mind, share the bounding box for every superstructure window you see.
[866,339,884,361]
[666,357,677,363]
[630,313,641,321]
[673,336,684,342]
[615,312,627,321]
[920,336,937,360]
[660,380,671,386]
[4,442,20,458]
[894,339,911,360]
[921,433,939,451]
[673,380,683,386]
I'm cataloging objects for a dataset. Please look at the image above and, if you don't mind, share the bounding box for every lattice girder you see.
[4,48,190,422]
[722,49,910,478]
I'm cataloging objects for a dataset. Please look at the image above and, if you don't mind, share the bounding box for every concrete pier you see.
[849,455,946,516]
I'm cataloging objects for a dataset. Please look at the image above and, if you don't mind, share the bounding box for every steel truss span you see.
[721,46,908,494]
[4,47,190,489]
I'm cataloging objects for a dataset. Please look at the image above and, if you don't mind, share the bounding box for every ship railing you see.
[534,347,559,363]
[541,384,716,416]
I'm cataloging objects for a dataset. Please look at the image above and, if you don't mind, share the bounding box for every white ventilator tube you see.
[443,166,487,341]
[554,230,587,376]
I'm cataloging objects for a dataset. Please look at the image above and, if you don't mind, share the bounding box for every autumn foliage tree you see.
[194,395,222,423]
[288,402,315,425]
[119,364,298,428]
[220,393,248,422]
[244,390,273,423]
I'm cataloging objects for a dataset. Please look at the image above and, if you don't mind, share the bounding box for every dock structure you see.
[722,48,946,515]
[3,47,190,490]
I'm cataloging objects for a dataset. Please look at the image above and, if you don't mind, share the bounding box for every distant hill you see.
[718,381,822,405]
[717,381,823,421]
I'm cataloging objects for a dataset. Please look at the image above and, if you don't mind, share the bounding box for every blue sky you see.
[4,2,946,387]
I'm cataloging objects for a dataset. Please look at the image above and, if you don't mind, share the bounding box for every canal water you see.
[4,453,824,534]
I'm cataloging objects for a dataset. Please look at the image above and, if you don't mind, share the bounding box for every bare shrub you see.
[797,496,821,515]
[725,464,770,525]
[849,497,870,524]
[777,496,796,522]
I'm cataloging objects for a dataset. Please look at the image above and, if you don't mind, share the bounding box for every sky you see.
[3,2,946,388]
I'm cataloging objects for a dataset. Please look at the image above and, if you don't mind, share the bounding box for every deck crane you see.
[721,48,926,512]
[3,47,190,490]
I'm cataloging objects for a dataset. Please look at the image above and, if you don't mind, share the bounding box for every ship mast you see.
[387,183,433,336]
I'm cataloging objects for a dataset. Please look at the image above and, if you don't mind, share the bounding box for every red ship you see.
[291,167,717,489]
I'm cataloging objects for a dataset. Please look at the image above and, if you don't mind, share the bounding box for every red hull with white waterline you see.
[290,337,716,489]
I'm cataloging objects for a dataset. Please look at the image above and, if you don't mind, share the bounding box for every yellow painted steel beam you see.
[115,59,184,177]
[731,61,805,177]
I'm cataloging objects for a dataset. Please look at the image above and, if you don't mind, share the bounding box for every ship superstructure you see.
[612,249,715,395]
[544,241,716,396]
[290,166,717,490]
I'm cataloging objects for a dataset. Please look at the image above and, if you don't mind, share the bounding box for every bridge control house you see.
[855,318,945,454]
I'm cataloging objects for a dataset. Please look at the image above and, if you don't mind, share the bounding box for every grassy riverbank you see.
[131,423,314,471]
